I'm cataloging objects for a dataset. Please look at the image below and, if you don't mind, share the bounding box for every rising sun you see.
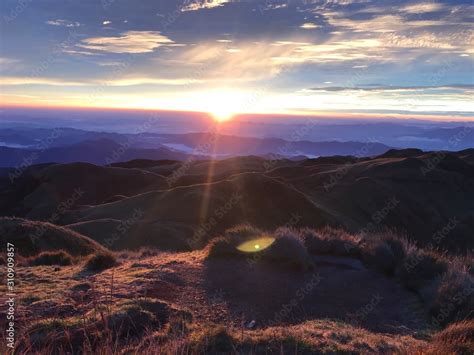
[205,91,243,122]
[210,107,236,122]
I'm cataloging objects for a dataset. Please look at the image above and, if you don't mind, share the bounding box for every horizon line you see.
[1,104,474,123]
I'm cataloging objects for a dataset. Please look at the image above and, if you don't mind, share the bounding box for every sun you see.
[204,90,243,122]
[210,106,236,122]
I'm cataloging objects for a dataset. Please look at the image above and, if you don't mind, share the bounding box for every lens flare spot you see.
[237,237,275,253]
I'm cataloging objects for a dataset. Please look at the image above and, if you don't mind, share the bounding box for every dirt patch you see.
[4,252,429,343]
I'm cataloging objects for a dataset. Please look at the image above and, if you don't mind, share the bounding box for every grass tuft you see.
[427,320,474,354]
[303,227,361,256]
[84,251,117,272]
[29,250,73,266]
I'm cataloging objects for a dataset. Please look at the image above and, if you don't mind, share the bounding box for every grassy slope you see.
[0,217,106,257]
[2,226,472,354]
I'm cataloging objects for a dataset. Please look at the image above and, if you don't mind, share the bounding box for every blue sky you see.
[1,0,473,120]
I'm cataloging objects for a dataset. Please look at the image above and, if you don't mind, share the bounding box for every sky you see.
[1,0,473,121]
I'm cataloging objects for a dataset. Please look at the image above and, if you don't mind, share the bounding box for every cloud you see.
[171,38,392,84]
[323,12,444,33]
[320,5,474,58]
[0,77,87,86]
[0,76,202,87]
[309,84,474,93]
[181,0,231,12]
[300,23,321,29]
[77,31,174,53]
[105,77,204,86]
[0,57,20,65]
[162,37,396,87]
[400,2,445,14]
[46,19,81,27]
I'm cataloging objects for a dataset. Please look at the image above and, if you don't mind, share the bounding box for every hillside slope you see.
[0,217,105,256]
[62,173,333,250]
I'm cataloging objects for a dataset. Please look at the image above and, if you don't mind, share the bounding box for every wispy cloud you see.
[400,2,445,14]
[0,76,202,87]
[0,77,88,86]
[309,84,474,93]
[175,38,387,83]
[182,0,231,12]
[0,57,20,65]
[300,23,321,29]
[46,19,82,27]
[78,31,174,53]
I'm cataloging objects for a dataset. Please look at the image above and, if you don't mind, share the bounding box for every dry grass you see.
[206,227,313,270]
[0,217,106,257]
[164,320,426,354]
[425,320,474,354]
[3,224,472,354]
[12,319,426,354]
[84,251,118,272]
[28,250,73,266]
[14,293,191,354]
[302,227,361,257]
[207,225,473,327]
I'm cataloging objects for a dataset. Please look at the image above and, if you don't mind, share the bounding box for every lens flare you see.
[236,236,275,253]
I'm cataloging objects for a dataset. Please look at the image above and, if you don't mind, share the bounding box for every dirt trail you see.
[121,253,428,335]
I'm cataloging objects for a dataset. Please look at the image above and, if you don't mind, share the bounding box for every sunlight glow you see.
[206,91,243,122]
[237,237,275,253]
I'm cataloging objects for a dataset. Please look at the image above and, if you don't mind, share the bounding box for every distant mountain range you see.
[2,111,473,151]
[0,139,196,167]
[0,128,393,167]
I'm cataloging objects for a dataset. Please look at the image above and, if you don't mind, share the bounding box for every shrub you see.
[21,318,85,352]
[206,237,242,259]
[107,305,156,337]
[140,248,160,258]
[84,252,117,272]
[397,250,448,292]
[303,228,360,256]
[206,225,262,259]
[189,325,235,353]
[29,251,73,266]
[427,320,474,354]
[427,269,474,327]
[224,224,262,239]
[267,229,313,270]
[362,235,407,276]
[207,228,312,270]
